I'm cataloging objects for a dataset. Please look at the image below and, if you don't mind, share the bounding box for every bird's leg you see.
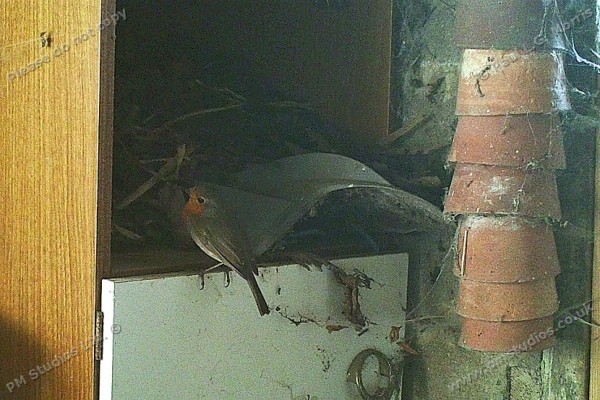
[198,263,225,290]
[202,262,224,274]
[223,270,231,287]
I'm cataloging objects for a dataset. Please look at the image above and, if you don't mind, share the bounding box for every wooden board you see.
[0,1,115,398]
[116,1,393,144]
[99,254,408,399]
[241,1,393,143]
[110,250,214,277]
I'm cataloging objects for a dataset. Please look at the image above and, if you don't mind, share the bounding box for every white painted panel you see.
[100,254,408,400]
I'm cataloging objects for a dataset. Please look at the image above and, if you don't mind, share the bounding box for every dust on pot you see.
[444,163,561,219]
[456,277,558,321]
[454,0,545,50]
[448,114,566,169]
[460,316,556,352]
[453,215,560,283]
[456,49,570,115]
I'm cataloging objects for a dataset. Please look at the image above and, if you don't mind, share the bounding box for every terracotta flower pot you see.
[456,49,570,115]
[460,317,556,352]
[453,215,560,283]
[444,163,561,219]
[457,277,558,321]
[448,114,566,169]
[454,0,544,50]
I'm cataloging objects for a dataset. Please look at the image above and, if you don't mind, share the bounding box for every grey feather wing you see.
[188,215,258,278]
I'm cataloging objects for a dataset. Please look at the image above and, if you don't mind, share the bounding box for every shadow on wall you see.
[0,316,46,398]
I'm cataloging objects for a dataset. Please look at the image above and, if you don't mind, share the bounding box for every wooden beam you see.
[0,1,110,398]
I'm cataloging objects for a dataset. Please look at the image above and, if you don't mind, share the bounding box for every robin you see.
[182,185,270,316]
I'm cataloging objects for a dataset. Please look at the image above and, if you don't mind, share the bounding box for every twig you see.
[112,223,144,240]
[265,100,313,110]
[575,317,600,328]
[460,230,468,276]
[378,113,431,146]
[403,315,446,324]
[115,145,193,211]
[151,103,244,133]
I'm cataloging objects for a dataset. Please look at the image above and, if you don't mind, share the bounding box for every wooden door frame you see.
[0,1,115,399]
[95,1,116,399]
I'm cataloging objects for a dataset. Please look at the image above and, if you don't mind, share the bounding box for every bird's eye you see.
[198,197,206,204]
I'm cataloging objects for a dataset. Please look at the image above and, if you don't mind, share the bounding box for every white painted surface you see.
[99,280,116,400]
[99,254,408,400]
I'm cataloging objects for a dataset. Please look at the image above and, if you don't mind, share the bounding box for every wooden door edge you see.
[94,1,116,399]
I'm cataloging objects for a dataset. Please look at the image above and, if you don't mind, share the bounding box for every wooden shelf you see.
[110,250,214,278]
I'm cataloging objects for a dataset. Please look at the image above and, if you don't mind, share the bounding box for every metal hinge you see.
[94,310,104,361]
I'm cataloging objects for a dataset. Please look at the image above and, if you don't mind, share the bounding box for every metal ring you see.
[346,349,396,400]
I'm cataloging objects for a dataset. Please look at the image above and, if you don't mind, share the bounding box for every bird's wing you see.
[189,216,258,278]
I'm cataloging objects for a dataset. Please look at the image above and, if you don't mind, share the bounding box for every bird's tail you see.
[246,274,270,316]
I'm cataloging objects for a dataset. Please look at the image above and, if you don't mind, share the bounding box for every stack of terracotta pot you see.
[445,0,570,352]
